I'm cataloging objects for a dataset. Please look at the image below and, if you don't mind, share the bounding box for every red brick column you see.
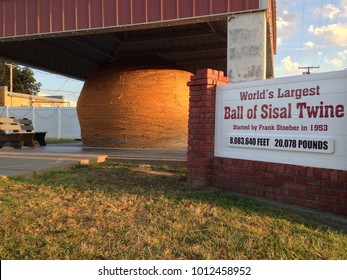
[187,69,229,186]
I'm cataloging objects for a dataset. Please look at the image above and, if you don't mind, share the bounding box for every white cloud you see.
[308,24,347,47]
[281,56,300,74]
[341,0,347,17]
[305,41,315,48]
[324,58,344,67]
[338,49,347,59]
[313,4,340,19]
[313,0,347,19]
[276,1,299,43]
[277,13,299,39]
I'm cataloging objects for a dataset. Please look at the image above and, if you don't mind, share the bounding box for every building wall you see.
[0,86,68,107]
[187,69,347,216]
[0,86,32,106]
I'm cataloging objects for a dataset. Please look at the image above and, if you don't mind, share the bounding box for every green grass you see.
[0,162,346,260]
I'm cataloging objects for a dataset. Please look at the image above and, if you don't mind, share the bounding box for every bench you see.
[0,118,35,148]
[15,118,47,146]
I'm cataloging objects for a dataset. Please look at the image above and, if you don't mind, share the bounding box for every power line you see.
[313,0,339,66]
[298,0,306,66]
[316,0,344,67]
[40,89,81,94]
[311,0,325,65]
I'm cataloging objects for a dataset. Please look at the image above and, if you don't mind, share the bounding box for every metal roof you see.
[0,0,276,80]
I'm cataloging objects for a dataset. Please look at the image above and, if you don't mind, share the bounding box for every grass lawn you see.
[0,162,346,260]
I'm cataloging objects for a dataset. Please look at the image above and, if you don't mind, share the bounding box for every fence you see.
[0,106,80,139]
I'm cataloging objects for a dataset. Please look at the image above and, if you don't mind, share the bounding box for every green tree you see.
[0,62,41,95]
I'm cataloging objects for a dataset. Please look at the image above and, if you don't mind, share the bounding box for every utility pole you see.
[5,63,17,92]
[298,66,320,75]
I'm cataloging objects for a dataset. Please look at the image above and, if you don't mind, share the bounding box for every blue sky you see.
[34,70,83,104]
[275,0,347,76]
[34,0,347,103]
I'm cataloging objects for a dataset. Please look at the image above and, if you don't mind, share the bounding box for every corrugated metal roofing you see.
[0,0,276,80]
[1,0,261,40]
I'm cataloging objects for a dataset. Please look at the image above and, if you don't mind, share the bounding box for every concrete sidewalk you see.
[0,142,187,178]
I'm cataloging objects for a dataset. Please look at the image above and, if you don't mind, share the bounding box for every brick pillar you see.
[187,69,229,186]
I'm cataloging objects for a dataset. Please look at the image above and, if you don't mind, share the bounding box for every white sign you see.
[214,71,347,171]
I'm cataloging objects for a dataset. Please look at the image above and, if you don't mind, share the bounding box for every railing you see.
[0,106,80,139]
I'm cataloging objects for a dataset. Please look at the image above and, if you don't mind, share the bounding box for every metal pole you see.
[5,63,17,92]
[298,66,320,75]
[58,107,61,139]
[9,65,13,92]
